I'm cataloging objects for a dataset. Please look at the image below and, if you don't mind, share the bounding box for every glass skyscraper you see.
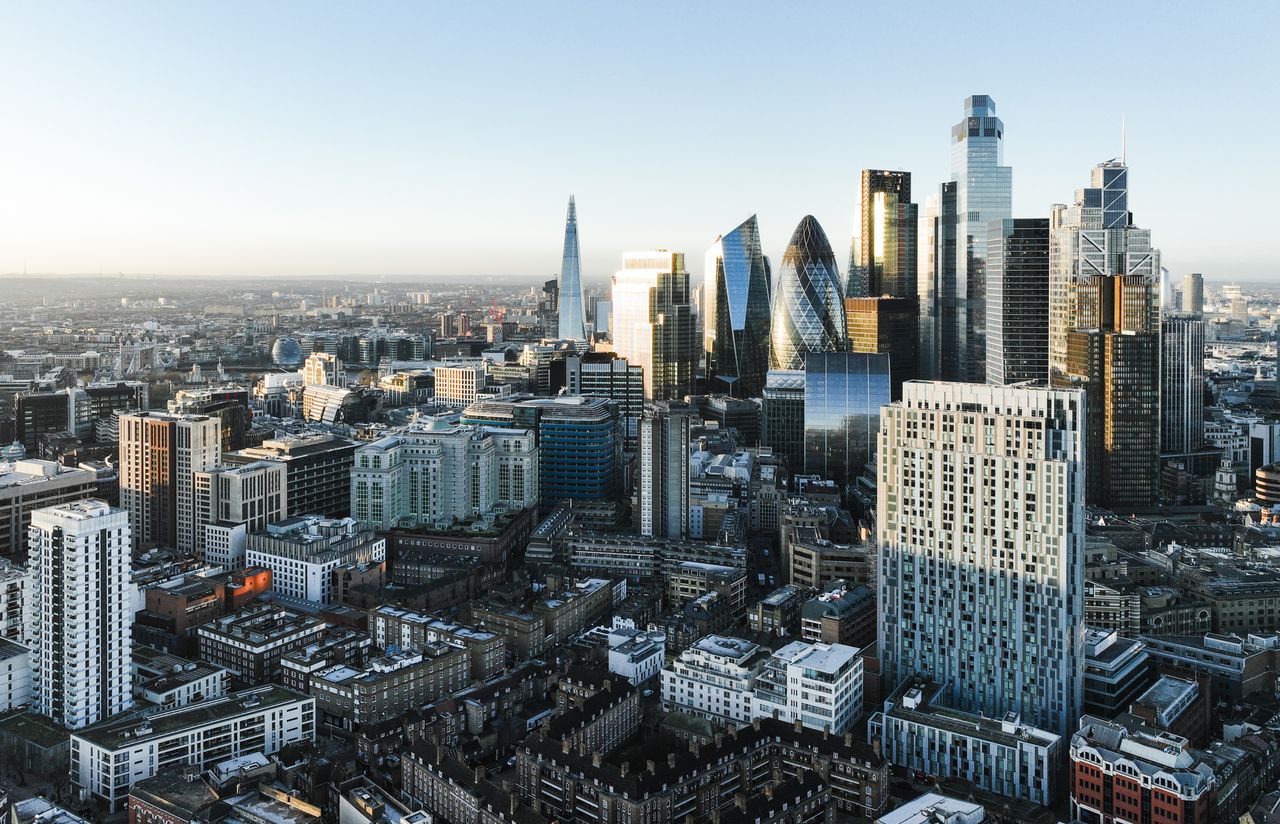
[1161,313,1206,456]
[704,215,772,398]
[923,96,1012,383]
[769,216,846,372]
[985,217,1050,385]
[802,352,890,491]
[850,170,917,299]
[557,195,586,341]
[611,250,696,401]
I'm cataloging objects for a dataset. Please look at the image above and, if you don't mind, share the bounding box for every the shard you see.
[557,195,586,340]
[704,215,772,397]
[769,215,846,371]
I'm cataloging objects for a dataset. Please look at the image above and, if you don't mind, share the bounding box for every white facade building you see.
[245,516,385,603]
[661,634,765,725]
[351,419,537,530]
[27,500,133,729]
[0,559,30,643]
[752,640,862,734]
[70,685,315,811]
[878,381,1086,737]
[606,620,665,685]
[303,351,344,387]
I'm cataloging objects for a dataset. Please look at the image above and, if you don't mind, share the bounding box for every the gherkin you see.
[769,215,846,371]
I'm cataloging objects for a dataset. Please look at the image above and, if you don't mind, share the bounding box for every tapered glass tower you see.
[557,196,586,340]
[704,215,772,397]
[769,216,846,371]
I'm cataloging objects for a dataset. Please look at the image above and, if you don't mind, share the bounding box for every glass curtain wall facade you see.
[611,251,696,401]
[803,352,890,491]
[769,216,846,372]
[704,215,772,398]
[1160,313,1206,455]
[557,196,586,340]
[986,218,1050,385]
[851,170,917,299]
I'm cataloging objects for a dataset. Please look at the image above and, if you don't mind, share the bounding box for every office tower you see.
[845,297,917,400]
[557,196,587,340]
[762,370,806,474]
[565,352,644,451]
[1161,313,1206,456]
[769,216,846,371]
[302,352,344,387]
[1049,160,1160,385]
[923,96,1012,383]
[27,500,133,729]
[462,395,623,508]
[119,412,221,551]
[224,433,357,518]
[1181,272,1205,315]
[637,401,695,540]
[1065,275,1161,509]
[593,299,611,337]
[704,215,772,398]
[192,461,288,569]
[351,419,538,530]
[432,364,487,407]
[15,391,71,452]
[878,382,1086,736]
[986,218,1050,385]
[803,352,890,491]
[850,170,918,299]
[539,278,559,334]
[611,250,696,400]
[168,387,253,452]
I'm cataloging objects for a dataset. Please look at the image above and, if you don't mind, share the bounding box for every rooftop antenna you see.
[1121,114,1127,165]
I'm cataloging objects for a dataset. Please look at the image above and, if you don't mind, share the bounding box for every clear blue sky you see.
[1,1,1275,283]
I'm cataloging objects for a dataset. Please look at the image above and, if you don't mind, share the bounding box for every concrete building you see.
[311,643,469,728]
[0,459,97,558]
[1083,628,1151,719]
[0,637,31,712]
[661,634,767,725]
[119,412,222,550]
[302,351,344,387]
[637,401,695,540]
[875,795,985,824]
[368,604,504,681]
[225,433,357,519]
[28,500,133,729]
[878,382,1086,736]
[0,559,29,642]
[196,604,327,684]
[70,685,314,812]
[433,364,487,407]
[131,644,227,709]
[245,516,385,604]
[192,460,288,569]
[801,582,876,648]
[606,622,665,685]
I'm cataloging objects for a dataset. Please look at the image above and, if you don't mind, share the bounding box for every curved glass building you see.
[704,215,772,398]
[557,195,586,340]
[769,215,846,371]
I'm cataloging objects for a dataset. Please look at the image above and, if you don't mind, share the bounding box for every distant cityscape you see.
[1,91,1279,824]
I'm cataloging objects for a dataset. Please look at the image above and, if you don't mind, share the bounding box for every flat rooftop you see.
[71,686,310,749]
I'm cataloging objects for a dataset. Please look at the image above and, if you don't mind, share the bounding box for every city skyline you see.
[0,3,1275,282]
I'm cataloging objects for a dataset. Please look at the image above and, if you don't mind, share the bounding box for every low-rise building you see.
[752,641,862,734]
[666,561,746,613]
[1083,627,1151,718]
[545,674,639,757]
[131,645,227,709]
[1140,631,1280,701]
[246,515,386,604]
[749,584,811,637]
[310,643,469,730]
[870,680,1062,806]
[0,638,31,711]
[369,604,505,681]
[196,604,327,684]
[70,685,315,812]
[800,582,875,648]
[875,794,985,824]
[403,745,547,824]
[661,635,767,725]
[607,622,665,685]
[279,625,372,694]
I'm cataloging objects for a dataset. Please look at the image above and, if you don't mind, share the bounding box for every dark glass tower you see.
[802,352,890,491]
[850,170,917,299]
[986,217,1050,385]
[704,215,772,398]
[769,216,846,371]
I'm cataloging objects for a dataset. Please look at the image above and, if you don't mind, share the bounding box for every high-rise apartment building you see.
[922,96,1012,383]
[119,412,221,550]
[192,460,288,569]
[557,196,587,340]
[611,250,695,401]
[302,352,344,387]
[850,170,917,299]
[986,217,1050,385]
[703,215,772,398]
[1161,313,1206,457]
[27,500,133,729]
[803,352,890,491]
[1048,161,1160,385]
[351,419,538,530]
[878,382,1086,736]
[769,216,846,371]
[637,402,695,540]
[1181,272,1204,315]
[1066,275,1161,509]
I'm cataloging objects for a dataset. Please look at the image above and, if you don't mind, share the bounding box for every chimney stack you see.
[667,753,676,769]
[646,759,656,774]
[592,753,602,768]
[474,765,485,785]
[794,718,803,733]
[621,761,630,776]
[734,792,748,812]
[764,784,774,801]
[752,717,761,731]
[561,739,571,755]
[844,732,853,747]
[822,724,829,740]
